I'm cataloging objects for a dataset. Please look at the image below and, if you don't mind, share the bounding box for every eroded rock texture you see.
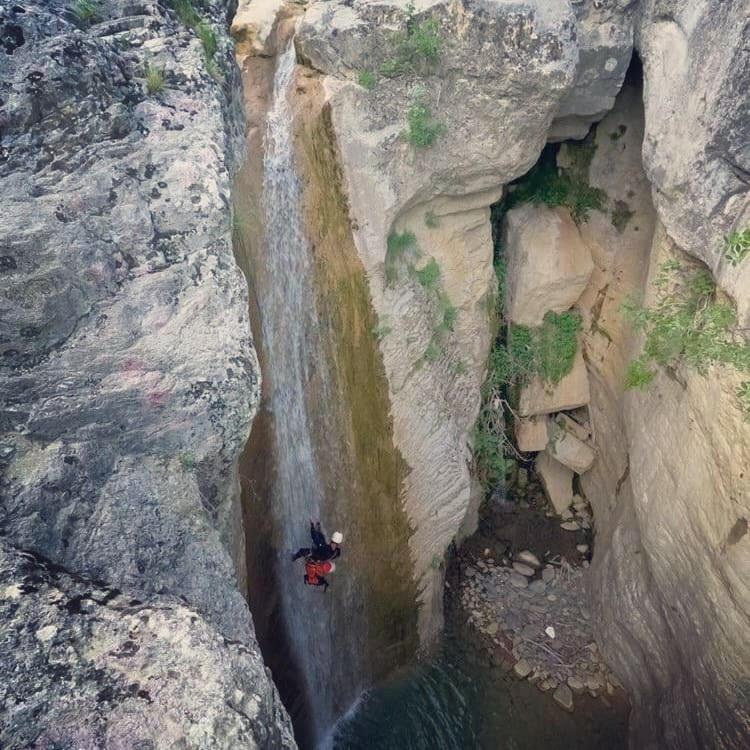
[0,1,293,746]
[296,0,633,646]
[0,541,295,749]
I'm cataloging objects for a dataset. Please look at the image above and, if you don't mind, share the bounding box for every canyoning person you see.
[304,558,336,592]
[291,520,343,563]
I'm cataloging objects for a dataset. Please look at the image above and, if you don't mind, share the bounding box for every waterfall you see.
[258,42,341,744]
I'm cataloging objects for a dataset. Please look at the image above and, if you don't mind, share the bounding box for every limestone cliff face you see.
[297,0,749,746]
[0,1,294,746]
[297,0,632,646]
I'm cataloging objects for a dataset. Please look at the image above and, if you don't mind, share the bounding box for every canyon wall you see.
[297,0,749,746]
[296,0,631,646]
[0,2,294,747]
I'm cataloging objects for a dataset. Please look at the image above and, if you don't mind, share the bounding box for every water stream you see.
[254,42,340,743]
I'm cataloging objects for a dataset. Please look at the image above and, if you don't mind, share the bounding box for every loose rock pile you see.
[458,549,622,713]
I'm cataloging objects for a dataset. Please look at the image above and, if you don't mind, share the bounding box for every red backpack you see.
[304,559,333,585]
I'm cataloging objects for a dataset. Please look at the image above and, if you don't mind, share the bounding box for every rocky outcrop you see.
[0,1,293,746]
[296,0,632,645]
[505,204,595,327]
[635,0,750,323]
[0,541,295,749]
[571,67,750,749]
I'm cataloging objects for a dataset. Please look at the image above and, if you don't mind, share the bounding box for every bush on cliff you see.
[623,260,750,415]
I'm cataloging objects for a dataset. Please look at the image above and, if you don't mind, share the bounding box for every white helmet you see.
[331,531,344,544]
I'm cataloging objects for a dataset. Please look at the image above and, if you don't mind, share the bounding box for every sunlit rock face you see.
[296,0,634,647]
[0,1,293,746]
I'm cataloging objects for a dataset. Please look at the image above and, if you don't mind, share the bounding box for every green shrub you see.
[724,228,750,266]
[623,262,750,413]
[415,258,441,288]
[385,230,417,284]
[380,5,442,78]
[197,21,217,61]
[536,310,583,383]
[738,381,750,419]
[506,159,606,224]
[441,303,458,332]
[609,124,627,141]
[372,323,392,341]
[624,358,656,389]
[170,0,201,27]
[358,70,377,90]
[74,0,100,25]
[145,64,165,95]
[424,210,439,228]
[404,101,444,148]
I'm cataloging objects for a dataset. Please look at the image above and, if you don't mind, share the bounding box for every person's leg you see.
[292,547,311,561]
[310,524,326,549]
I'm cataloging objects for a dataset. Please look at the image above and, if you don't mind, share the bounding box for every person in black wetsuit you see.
[291,520,343,562]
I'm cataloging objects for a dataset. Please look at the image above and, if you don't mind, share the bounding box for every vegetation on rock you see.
[74,0,100,26]
[385,230,418,284]
[380,3,442,78]
[623,260,750,415]
[358,70,377,90]
[145,64,165,95]
[724,228,750,266]
[404,99,445,148]
[169,0,218,68]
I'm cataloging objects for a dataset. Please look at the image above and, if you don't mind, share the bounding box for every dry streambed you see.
[453,487,626,715]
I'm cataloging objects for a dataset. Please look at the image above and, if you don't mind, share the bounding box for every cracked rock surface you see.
[0,2,293,746]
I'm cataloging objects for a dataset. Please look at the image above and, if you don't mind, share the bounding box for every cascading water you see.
[257,42,340,743]
[235,36,418,749]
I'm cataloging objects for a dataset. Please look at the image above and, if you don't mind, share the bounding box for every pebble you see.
[542,567,556,583]
[465,567,476,577]
[509,572,529,589]
[576,544,589,554]
[567,676,585,694]
[539,678,557,692]
[485,622,499,636]
[513,659,533,679]
[560,521,580,531]
[516,550,541,568]
[560,508,574,520]
[553,684,574,712]
[586,675,604,693]
[512,562,536,577]
[529,580,546,595]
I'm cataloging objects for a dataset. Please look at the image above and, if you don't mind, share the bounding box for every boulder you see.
[519,349,591,417]
[536,451,574,514]
[547,419,596,473]
[515,416,549,452]
[504,204,594,327]
[553,684,575,712]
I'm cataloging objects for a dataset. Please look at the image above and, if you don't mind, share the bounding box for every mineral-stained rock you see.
[505,204,595,327]
[536,451,575,514]
[519,349,591,417]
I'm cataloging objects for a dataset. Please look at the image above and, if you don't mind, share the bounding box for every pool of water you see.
[324,582,629,750]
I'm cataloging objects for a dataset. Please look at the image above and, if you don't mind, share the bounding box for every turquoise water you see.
[325,618,628,750]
